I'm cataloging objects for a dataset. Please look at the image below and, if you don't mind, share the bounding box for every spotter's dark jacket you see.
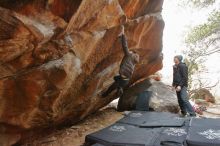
[172,62,188,87]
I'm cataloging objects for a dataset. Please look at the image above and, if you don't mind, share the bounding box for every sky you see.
[161,0,220,96]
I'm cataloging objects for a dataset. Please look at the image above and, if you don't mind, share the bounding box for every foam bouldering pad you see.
[186,126,220,146]
[85,123,162,146]
[153,119,190,146]
[189,117,220,127]
[186,118,220,146]
[135,91,152,111]
[117,111,185,128]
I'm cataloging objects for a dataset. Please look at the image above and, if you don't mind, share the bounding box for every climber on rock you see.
[102,25,140,98]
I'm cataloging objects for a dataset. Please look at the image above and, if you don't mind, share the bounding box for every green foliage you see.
[180,0,216,8]
[180,0,219,95]
[191,0,216,7]
[184,56,205,91]
[186,11,220,45]
[185,0,220,57]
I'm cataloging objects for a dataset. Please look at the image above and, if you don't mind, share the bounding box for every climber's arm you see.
[119,25,130,55]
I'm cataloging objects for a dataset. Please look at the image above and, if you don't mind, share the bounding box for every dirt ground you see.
[20,107,123,146]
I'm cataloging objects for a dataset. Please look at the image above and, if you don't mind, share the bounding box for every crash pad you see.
[85,123,162,146]
[117,111,185,128]
[186,118,220,146]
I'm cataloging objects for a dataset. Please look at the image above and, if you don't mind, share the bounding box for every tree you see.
[184,0,220,56]
[184,54,205,94]
[180,0,220,97]
[186,11,220,56]
[184,54,219,97]
[180,0,216,8]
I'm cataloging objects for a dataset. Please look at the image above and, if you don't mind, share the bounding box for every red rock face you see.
[0,0,164,132]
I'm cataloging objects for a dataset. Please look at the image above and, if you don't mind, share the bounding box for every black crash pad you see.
[189,117,220,127]
[135,91,152,111]
[186,118,220,146]
[153,119,190,146]
[85,123,162,146]
[117,111,185,128]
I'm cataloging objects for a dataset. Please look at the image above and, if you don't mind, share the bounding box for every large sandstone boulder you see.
[0,0,164,140]
[192,88,216,104]
[148,80,179,113]
[117,79,179,113]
